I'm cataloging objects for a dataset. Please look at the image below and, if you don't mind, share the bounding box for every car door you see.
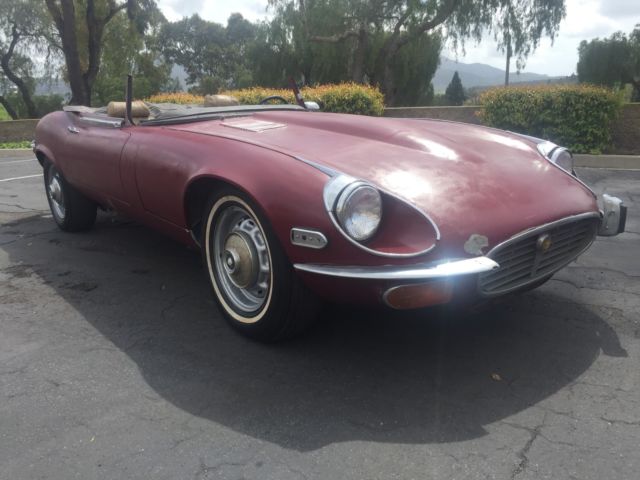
[63,115,131,204]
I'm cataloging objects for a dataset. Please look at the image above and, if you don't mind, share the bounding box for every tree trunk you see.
[0,95,18,120]
[373,39,399,105]
[350,28,368,83]
[0,26,39,118]
[46,0,90,105]
[505,44,511,86]
[83,0,106,106]
[631,78,640,102]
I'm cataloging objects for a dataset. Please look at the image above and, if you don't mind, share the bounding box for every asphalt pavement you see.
[1,150,639,480]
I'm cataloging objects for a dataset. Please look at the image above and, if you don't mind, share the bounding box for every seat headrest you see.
[203,95,240,107]
[107,101,150,118]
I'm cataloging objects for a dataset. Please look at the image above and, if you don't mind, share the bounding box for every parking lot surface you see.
[1,151,639,480]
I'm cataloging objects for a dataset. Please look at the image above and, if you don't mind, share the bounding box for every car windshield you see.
[64,102,305,126]
[140,103,305,125]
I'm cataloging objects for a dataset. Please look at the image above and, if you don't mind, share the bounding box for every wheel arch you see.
[183,175,269,244]
[34,145,55,168]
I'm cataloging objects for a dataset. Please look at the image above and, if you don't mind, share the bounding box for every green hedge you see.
[478,85,622,154]
[148,83,385,116]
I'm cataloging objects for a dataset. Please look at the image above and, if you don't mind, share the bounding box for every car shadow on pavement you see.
[2,213,628,451]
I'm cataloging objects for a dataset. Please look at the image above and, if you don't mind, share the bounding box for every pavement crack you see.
[506,414,547,480]
[601,416,640,426]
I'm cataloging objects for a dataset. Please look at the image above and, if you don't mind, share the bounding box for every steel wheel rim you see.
[212,203,271,315]
[47,172,66,220]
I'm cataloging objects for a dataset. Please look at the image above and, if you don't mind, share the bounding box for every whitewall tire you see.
[201,188,319,341]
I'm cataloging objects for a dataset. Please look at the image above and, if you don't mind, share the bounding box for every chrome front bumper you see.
[598,194,627,236]
[296,195,627,283]
[294,256,499,280]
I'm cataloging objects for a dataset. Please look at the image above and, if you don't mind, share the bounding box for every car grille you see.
[478,214,600,296]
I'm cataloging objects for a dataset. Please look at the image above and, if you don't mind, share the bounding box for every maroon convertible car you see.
[33,91,627,341]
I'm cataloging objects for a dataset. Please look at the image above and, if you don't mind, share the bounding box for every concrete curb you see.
[574,154,640,170]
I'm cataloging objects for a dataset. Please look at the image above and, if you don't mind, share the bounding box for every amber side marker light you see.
[383,280,454,310]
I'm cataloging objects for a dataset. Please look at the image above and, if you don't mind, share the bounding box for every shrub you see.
[0,141,32,149]
[0,94,64,119]
[145,92,205,104]
[478,84,622,154]
[146,83,385,116]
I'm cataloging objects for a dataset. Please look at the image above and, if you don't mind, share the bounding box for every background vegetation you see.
[1,0,569,117]
[479,84,622,154]
[147,83,385,116]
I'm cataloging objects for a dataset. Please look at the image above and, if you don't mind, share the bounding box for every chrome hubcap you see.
[213,205,271,314]
[47,174,65,220]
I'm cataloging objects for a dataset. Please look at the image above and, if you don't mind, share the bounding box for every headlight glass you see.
[335,184,382,241]
[550,148,574,174]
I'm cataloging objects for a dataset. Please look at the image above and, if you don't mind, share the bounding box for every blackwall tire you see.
[44,163,97,232]
[201,188,319,341]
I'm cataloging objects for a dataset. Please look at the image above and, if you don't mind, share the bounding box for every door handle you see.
[67,126,80,134]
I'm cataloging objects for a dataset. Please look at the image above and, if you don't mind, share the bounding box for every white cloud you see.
[446,0,639,76]
[158,0,269,24]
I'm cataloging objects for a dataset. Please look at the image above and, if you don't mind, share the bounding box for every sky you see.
[157,0,639,77]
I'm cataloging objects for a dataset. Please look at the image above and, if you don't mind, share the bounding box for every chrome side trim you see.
[290,228,328,249]
[294,256,499,280]
[293,156,340,177]
[79,116,124,128]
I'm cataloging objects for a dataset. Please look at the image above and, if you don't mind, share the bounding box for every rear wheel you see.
[202,188,318,341]
[44,163,97,232]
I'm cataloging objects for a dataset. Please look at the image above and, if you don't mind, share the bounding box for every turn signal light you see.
[383,281,453,310]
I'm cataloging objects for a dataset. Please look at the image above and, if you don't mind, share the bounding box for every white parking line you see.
[0,159,35,165]
[0,174,43,182]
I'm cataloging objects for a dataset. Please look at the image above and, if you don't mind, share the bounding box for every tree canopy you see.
[0,0,52,117]
[0,0,573,112]
[577,26,640,101]
[490,0,566,85]
[159,13,257,93]
[265,0,567,103]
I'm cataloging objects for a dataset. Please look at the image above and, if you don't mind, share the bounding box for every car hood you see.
[170,111,598,250]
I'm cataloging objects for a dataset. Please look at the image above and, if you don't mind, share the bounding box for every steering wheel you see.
[259,95,290,105]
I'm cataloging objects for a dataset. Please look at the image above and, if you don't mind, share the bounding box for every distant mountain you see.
[434,57,554,93]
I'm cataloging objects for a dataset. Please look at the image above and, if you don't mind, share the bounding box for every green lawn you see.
[0,141,32,149]
[0,104,11,121]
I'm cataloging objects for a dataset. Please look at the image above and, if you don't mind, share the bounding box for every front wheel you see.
[202,188,319,341]
[44,163,97,232]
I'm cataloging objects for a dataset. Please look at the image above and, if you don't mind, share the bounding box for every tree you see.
[445,71,465,105]
[577,26,640,100]
[92,5,171,104]
[492,0,565,86]
[273,0,567,103]
[0,0,48,118]
[44,0,159,105]
[159,14,257,93]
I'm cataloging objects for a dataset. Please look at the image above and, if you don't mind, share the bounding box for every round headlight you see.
[550,148,574,174]
[335,183,382,241]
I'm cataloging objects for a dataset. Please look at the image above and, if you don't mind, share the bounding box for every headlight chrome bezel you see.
[322,174,441,258]
[334,182,382,242]
[536,141,574,174]
[324,175,382,243]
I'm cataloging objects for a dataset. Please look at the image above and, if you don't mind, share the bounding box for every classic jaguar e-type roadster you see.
[33,86,627,341]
